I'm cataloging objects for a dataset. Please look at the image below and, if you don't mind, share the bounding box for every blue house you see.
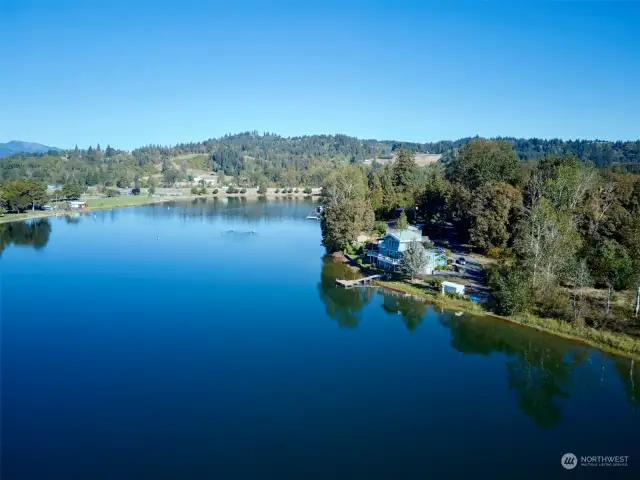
[367,225,447,274]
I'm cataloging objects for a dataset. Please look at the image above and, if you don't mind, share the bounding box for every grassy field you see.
[86,196,161,209]
[0,211,52,224]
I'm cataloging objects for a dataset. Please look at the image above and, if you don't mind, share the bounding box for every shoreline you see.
[0,192,321,224]
[372,278,640,360]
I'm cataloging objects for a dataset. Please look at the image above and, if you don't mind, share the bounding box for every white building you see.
[441,281,466,296]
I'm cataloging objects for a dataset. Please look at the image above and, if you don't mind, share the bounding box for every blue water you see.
[1,198,639,478]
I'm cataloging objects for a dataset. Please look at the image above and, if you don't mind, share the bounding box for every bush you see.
[257,184,268,195]
[303,187,312,194]
[212,188,219,194]
[226,186,237,194]
[445,249,452,257]
[445,292,466,301]
[441,240,450,247]
[240,188,247,194]
[486,247,514,260]
[490,267,532,315]
[426,278,442,289]
[275,188,280,193]
[199,187,207,195]
[294,188,299,193]
[104,188,119,197]
[374,221,387,236]
[0,207,6,216]
[148,186,155,195]
[287,188,294,194]
[191,186,199,195]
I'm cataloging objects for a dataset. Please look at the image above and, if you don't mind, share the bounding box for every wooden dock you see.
[336,274,382,288]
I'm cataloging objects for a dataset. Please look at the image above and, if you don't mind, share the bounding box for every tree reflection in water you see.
[380,292,427,332]
[317,256,375,328]
[0,218,52,257]
[318,256,640,427]
[441,313,593,428]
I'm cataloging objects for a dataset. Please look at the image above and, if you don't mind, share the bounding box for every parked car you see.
[456,257,467,265]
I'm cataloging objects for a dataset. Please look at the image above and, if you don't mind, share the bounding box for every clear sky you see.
[2,0,639,149]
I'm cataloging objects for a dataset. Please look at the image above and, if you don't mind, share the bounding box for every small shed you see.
[441,281,465,296]
[68,201,88,209]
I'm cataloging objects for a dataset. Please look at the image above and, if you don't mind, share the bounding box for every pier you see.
[335,274,382,288]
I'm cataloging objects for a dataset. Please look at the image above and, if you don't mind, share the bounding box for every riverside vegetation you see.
[1,132,639,355]
[319,140,640,357]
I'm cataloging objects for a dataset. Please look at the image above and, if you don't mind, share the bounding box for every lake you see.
[1,198,639,479]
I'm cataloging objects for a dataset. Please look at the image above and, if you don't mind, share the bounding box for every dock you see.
[335,274,382,288]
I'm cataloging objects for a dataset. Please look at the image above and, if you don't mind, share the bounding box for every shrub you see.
[374,221,388,236]
[199,187,207,195]
[0,207,6,216]
[191,186,199,195]
[240,188,247,194]
[303,187,312,194]
[104,188,119,197]
[275,188,280,193]
[212,188,219,194]
[486,247,514,260]
[445,292,466,301]
[445,249,452,257]
[441,240,450,247]
[426,278,442,289]
[287,188,294,193]
[148,186,155,195]
[294,188,299,193]
[226,186,237,194]
[257,184,268,195]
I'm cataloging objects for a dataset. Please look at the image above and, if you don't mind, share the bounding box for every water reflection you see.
[317,257,640,427]
[139,197,319,224]
[317,257,374,328]
[379,292,427,332]
[0,219,52,257]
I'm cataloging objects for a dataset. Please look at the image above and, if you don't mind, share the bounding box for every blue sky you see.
[2,0,639,149]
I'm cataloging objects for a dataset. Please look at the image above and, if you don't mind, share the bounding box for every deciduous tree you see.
[402,241,427,280]
[446,139,520,190]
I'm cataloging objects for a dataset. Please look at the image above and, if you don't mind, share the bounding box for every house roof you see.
[384,225,422,243]
[441,281,465,289]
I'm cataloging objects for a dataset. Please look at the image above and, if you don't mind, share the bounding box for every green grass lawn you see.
[86,196,157,209]
[0,212,46,224]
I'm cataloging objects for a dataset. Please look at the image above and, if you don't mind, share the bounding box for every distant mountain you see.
[0,141,59,158]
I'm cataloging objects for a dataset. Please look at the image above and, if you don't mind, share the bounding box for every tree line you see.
[1,132,638,190]
[320,139,640,338]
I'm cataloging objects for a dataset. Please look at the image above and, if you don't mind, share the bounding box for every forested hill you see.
[1,132,639,187]
[130,133,640,166]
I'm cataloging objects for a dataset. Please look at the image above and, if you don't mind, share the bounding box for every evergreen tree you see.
[396,210,409,230]
[392,149,418,206]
